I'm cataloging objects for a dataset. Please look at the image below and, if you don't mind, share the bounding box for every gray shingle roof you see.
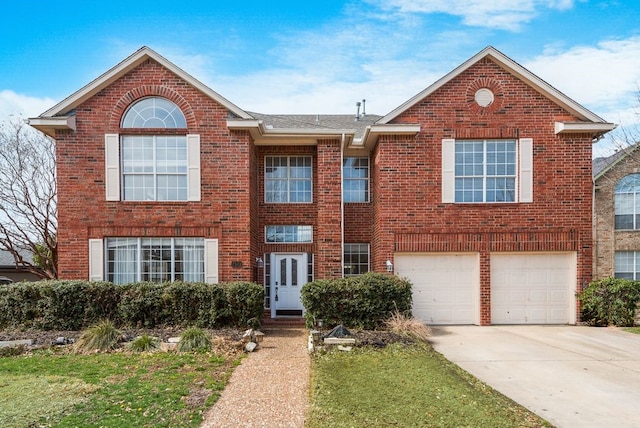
[593,143,640,178]
[248,112,382,140]
[0,249,34,267]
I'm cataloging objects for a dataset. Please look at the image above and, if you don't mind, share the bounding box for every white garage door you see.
[491,253,575,324]
[395,253,478,325]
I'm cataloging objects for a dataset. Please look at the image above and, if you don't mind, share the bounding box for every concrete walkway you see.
[201,328,310,428]
[430,325,640,428]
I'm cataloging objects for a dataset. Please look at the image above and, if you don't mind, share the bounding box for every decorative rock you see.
[323,337,356,345]
[337,345,353,352]
[160,342,178,351]
[168,337,181,343]
[245,341,257,352]
[0,339,33,348]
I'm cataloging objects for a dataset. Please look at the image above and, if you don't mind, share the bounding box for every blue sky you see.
[2,0,639,156]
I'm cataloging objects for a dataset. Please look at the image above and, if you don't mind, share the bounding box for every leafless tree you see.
[0,117,57,279]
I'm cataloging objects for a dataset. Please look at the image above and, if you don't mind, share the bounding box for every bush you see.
[301,272,412,329]
[384,310,431,343]
[0,280,264,330]
[74,319,121,353]
[177,327,211,352]
[128,334,161,352]
[577,277,640,326]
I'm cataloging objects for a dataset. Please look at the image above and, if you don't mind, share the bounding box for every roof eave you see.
[354,124,421,150]
[555,121,617,136]
[226,119,356,145]
[28,115,76,137]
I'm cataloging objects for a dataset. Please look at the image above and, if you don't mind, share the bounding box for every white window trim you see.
[88,237,217,283]
[104,133,200,202]
[343,157,370,203]
[442,138,533,203]
[264,156,313,203]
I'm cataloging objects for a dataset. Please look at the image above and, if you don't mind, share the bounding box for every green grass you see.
[0,348,241,427]
[624,326,640,334]
[308,344,551,428]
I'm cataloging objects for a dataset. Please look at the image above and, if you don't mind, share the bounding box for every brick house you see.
[593,144,640,280]
[30,46,614,325]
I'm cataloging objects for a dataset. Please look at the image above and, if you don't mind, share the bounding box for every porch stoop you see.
[261,316,306,328]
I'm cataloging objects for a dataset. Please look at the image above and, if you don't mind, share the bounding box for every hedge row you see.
[301,272,412,329]
[0,280,264,330]
[577,277,640,327]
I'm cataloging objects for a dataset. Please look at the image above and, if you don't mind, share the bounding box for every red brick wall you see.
[55,58,253,281]
[372,57,594,324]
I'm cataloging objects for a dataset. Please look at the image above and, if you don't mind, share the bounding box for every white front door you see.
[271,253,306,317]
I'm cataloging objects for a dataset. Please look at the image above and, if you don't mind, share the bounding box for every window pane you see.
[122,136,188,201]
[343,243,370,276]
[265,225,313,243]
[343,157,369,202]
[121,97,187,128]
[106,238,138,284]
[265,156,312,203]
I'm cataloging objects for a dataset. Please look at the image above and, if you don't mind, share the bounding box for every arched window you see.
[615,174,640,229]
[121,97,186,128]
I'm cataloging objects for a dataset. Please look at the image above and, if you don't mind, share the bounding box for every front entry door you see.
[272,253,306,317]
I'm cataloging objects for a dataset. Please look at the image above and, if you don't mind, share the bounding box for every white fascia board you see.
[37,46,251,120]
[227,119,355,145]
[28,115,76,137]
[356,124,420,149]
[379,46,611,125]
[555,121,617,135]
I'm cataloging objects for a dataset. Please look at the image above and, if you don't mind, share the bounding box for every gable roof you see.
[378,46,615,136]
[593,143,640,180]
[30,46,252,136]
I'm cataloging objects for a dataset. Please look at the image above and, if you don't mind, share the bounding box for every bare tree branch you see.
[0,117,57,279]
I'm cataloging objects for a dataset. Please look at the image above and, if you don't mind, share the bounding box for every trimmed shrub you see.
[220,282,265,326]
[0,280,264,330]
[0,282,43,328]
[578,277,640,326]
[301,272,413,329]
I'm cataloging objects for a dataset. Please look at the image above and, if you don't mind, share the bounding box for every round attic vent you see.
[474,88,494,107]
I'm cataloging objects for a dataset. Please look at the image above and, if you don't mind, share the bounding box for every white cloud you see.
[367,0,575,31]
[0,90,56,123]
[524,37,640,119]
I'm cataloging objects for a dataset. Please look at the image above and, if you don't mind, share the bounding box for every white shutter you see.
[187,134,201,201]
[204,239,219,284]
[519,138,533,203]
[441,139,456,203]
[105,134,120,201]
[88,239,104,281]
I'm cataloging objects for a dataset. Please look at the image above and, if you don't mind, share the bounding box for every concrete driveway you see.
[430,326,640,428]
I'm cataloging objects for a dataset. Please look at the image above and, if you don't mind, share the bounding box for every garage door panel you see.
[491,253,575,325]
[396,254,478,325]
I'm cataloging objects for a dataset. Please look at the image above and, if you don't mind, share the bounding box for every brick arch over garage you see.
[109,85,197,129]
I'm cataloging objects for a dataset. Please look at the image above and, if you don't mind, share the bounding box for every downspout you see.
[341,133,346,278]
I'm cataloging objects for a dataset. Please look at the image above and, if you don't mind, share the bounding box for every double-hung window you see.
[343,157,370,202]
[104,97,201,202]
[265,156,312,203]
[615,251,640,280]
[614,174,640,230]
[455,140,516,202]
[122,136,187,201]
[343,243,370,276]
[442,138,533,203]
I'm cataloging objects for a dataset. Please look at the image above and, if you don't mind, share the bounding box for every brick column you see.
[315,139,343,279]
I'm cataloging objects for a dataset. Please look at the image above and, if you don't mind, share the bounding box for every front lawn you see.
[308,343,550,428]
[0,348,241,427]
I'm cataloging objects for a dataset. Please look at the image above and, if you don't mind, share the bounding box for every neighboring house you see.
[30,46,614,325]
[593,144,640,280]
[0,249,41,282]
